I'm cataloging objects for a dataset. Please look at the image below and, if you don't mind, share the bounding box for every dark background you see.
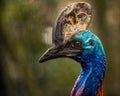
[0,0,120,96]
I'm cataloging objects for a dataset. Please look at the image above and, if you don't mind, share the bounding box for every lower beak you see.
[39,47,82,63]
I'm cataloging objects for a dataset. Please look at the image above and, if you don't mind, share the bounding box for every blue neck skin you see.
[74,56,105,96]
[71,30,106,96]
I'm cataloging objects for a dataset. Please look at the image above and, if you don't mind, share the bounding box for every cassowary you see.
[39,2,106,96]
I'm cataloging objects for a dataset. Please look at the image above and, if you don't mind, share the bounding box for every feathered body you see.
[39,2,106,96]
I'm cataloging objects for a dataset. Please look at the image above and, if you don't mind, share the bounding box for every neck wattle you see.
[71,58,106,96]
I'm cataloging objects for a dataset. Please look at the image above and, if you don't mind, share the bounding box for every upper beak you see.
[39,46,82,63]
[39,47,59,63]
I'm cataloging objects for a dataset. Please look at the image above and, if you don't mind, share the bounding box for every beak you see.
[39,46,82,63]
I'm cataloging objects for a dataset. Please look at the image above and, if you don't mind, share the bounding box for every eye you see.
[72,41,81,48]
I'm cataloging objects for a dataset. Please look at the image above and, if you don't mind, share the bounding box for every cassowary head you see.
[39,2,106,96]
[39,30,105,64]
[39,2,96,63]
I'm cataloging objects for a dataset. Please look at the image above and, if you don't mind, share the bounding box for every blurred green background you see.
[0,0,120,96]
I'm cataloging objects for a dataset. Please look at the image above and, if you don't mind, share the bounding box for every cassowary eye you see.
[72,41,81,48]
